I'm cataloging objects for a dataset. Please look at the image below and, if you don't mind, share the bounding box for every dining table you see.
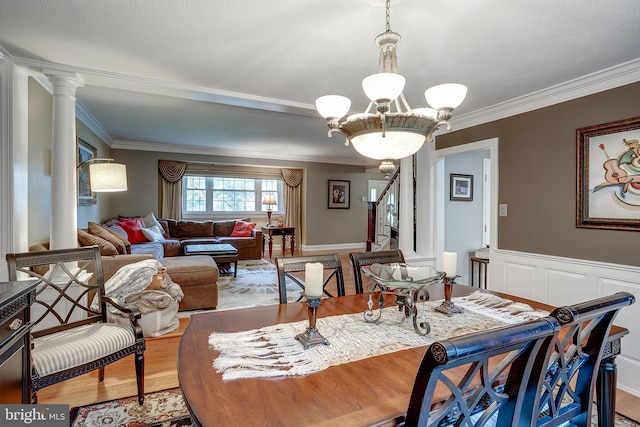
[177,283,628,427]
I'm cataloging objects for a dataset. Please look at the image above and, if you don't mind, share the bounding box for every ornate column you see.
[45,70,83,250]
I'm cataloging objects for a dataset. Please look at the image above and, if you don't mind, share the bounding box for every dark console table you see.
[0,280,37,403]
[262,226,295,258]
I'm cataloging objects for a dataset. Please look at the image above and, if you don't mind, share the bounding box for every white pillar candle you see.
[305,263,324,297]
[442,251,457,277]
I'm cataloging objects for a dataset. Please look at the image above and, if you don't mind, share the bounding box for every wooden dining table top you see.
[177,284,628,427]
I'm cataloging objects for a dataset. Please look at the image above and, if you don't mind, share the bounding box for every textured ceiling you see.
[2,0,640,167]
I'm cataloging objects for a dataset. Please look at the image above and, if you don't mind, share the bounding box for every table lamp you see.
[262,193,276,226]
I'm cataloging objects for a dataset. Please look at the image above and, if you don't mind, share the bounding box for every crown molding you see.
[75,102,113,145]
[111,139,370,167]
[449,58,640,132]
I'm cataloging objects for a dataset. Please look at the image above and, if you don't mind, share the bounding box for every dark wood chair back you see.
[275,254,345,304]
[383,317,560,427]
[349,250,405,294]
[6,246,146,404]
[536,292,635,427]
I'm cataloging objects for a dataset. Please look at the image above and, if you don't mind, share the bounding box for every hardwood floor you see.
[39,250,640,422]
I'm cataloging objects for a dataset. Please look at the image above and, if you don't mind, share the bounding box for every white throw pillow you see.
[142,212,164,232]
[141,225,165,242]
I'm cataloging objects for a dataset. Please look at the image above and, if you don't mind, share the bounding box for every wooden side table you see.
[262,226,295,258]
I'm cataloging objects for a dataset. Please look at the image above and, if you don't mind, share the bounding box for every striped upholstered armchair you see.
[6,246,146,404]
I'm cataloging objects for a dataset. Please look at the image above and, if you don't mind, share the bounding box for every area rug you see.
[71,388,639,427]
[178,259,301,316]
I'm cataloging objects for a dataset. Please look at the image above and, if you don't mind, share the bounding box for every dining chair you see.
[6,246,146,404]
[349,250,405,294]
[379,317,560,427]
[536,292,635,427]
[275,253,345,304]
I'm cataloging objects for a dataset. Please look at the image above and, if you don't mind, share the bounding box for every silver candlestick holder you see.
[295,294,330,349]
[435,276,464,317]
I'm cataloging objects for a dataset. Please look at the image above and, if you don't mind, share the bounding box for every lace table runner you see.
[208,291,548,381]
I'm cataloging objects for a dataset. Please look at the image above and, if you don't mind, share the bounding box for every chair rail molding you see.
[488,248,640,397]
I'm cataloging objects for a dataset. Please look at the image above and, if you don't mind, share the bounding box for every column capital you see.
[43,69,84,95]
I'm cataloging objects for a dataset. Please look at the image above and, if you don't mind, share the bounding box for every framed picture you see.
[77,137,97,205]
[450,174,473,201]
[328,179,350,209]
[577,116,640,230]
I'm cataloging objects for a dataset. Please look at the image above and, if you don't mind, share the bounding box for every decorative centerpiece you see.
[360,263,446,335]
[435,251,464,316]
[295,263,330,349]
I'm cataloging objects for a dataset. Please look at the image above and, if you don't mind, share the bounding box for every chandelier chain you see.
[385,0,391,32]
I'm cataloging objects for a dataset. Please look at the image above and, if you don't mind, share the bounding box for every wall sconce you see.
[262,193,276,225]
[78,158,128,192]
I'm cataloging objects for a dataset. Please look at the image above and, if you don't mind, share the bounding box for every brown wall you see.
[437,82,640,267]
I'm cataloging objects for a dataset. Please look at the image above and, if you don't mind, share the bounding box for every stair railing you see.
[366,167,400,251]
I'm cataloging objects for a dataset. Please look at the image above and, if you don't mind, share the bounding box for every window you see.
[183,175,282,216]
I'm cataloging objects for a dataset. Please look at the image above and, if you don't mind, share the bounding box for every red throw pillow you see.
[230,220,256,237]
[117,219,147,244]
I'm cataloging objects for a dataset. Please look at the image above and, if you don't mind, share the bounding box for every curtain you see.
[158,160,187,219]
[281,169,303,239]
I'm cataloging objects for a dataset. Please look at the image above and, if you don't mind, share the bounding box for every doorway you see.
[435,138,498,286]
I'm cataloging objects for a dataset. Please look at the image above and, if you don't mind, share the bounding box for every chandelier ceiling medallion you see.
[315,0,467,177]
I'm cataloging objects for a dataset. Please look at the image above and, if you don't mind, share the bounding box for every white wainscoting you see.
[489,249,640,397]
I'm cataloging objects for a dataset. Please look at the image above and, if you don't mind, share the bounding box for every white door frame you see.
[434,138,499,272]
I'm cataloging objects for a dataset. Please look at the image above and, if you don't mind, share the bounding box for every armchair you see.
[6,246,146,404]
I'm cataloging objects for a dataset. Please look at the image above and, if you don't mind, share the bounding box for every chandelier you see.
[315,0,467,177]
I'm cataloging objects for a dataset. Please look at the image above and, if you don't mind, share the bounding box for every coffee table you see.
[183,243,238,277]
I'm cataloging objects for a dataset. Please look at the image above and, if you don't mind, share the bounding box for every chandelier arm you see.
[398,92,411,112]
[364,100,376,115]
[426,120,453,142]
[328,128,351,146]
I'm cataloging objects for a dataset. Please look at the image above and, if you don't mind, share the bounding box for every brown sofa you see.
[157,218,263,260]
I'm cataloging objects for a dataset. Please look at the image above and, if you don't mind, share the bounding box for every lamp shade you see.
[362,73,406,103]
[315,95,351,119]
[425,83,468,110]
[262,193,276,206]
[89,163,127,192]
[350,131,425,160]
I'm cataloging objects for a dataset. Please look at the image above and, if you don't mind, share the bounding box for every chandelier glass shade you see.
[316,0,467,176]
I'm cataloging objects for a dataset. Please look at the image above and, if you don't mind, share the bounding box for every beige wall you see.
[110,149,377,247]
[437,82,640,267]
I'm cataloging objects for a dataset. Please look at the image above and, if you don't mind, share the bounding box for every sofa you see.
[158,218,263,260]
[102,215,262,261]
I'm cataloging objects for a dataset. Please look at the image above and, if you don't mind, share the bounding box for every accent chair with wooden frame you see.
[275,253,345,304]
[349,249,405,294]
[537,292,635,427]
[6,246,146,404]
[384,317,560,427]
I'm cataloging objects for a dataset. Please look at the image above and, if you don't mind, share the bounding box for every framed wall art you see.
[450,174,473,201]
[577,116,640,230]
[77,137,97,205]
[328,179,350,209]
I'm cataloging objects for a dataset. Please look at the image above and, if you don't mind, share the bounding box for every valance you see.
[158,160,187,183]
[185,162,283,179]
[281,169,303,187]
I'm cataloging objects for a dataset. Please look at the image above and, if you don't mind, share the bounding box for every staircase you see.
[366,168,400,252]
